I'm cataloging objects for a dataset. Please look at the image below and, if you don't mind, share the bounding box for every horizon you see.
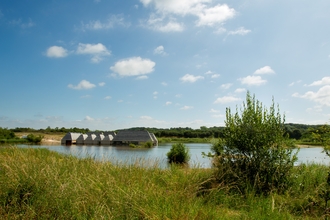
[1,0,330,130]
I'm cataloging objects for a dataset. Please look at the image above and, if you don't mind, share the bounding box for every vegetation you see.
[210,92,297,195]
[167,143,190,164]
[1,147,330,219]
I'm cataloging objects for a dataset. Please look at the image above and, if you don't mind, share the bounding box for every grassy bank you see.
[0,147,329,219]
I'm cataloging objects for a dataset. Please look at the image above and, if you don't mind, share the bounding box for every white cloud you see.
[166,101,172,106]
[214,96,240,104]
[84,116,94,121]
[308,77,330,86]
[80,15,130,31]
[235,88,246,93]
[76,43,111,63]
[239,75,267,86]
[205,70,213,75]
[293,85,330,106]
[211,74,220,78]
[141,1,236,31]
[154,45,167,55]
[144,14,184,32]
[180,74,204,83]
[221,83,232,89]
[104,96,112,100]
[46,46,68,58]
[289,80,302,87]
[136,75,149,80]
[254,66,275,75]
[161,82,168,86]
[80,95,92,99]
[209,108,219,113]
[99,82,105,87]
[140,116,153,120]
[68,80,96,90]
[195,4,236,27]
[228,27,251,36]
[180,105,193,110]
[110,57,156,77]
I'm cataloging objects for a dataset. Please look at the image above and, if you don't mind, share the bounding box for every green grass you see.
[0,146,329,219]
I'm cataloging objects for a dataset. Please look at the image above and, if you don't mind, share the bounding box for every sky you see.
[0,0,330,131]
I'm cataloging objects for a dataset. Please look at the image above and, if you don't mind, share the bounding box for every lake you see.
[16,143,330,168]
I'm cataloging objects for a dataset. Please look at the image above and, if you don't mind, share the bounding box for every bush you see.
[167,143,190,164]
[26,134,43,144]
[212,91,297,195]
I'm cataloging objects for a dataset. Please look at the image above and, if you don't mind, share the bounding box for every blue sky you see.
[1,0,330,130]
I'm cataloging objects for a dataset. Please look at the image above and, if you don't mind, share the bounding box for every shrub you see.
[212,91,298,195]
[26,134,43,143]
[144,141,153,148]
[167,143,190,164]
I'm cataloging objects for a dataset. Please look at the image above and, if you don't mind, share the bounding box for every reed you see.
[0,146,329,219]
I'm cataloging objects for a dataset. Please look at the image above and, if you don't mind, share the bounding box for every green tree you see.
[167,143,190,164]
[212,92,297,194]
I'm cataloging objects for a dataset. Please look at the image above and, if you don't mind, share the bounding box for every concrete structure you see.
[61,132,82,145]
[76,134,88,145]
[85,133,96,145]
[112,130,158,146]
[61,130,157,146]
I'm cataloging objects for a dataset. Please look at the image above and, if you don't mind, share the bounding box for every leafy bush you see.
[212,92,297,195]
[26,134,43,143]
[144,141,153,148]
[167,143,190,164]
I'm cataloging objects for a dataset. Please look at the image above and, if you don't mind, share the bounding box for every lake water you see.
[16,143,330,168]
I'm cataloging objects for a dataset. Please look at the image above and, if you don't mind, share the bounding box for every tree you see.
[212,91,297,194]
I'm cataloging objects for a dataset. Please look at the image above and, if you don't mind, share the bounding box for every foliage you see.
[1,147,330,218]
[144,141,153,148]
[167,143,190,164]
[212,92,298,195]
[0,128,16,140]
[26,134,44,143]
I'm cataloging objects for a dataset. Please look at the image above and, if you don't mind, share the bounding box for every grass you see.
[0,146,330,219]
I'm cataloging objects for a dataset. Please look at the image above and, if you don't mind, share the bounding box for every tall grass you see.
[0,147,329,219]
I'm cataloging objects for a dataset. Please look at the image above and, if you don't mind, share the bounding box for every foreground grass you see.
[0,147,329,219]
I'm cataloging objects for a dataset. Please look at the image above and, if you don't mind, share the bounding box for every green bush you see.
[26,134,43,143]
[212,91,298,195]
[167,143,190,164]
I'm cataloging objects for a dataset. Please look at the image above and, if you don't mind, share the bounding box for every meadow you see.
[0,146,329,219]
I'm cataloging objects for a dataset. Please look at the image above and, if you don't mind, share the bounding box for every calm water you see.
[16,143,330,168]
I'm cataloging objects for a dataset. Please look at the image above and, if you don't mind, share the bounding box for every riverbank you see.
[0,147,329,219]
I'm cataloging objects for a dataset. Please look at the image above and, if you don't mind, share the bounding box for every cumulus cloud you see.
[99,82,105,87]
[180,105,193,110]
[76,43,111,63]
[214,96,240,104]
[68,80,96,90]
[195,4,236,27]
[46,46,68,58]
[166,101,172,106]
[104,96,112,100]
[180,74,204,83]
[84,116,94,121]
[209,108,219,113]
[154,45,167,55]
[10,18,35,29]
[254,66,275,75]
[308,77,330,86]
[140,0,236,31]
[80,14,130,31]
[211,74,220,78]
[239,75,267,86]
[292,85,330,106]
[161,82,168,86]
[110,57,155,77]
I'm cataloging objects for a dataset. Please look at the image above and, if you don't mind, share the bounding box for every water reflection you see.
[16,144,330,168]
